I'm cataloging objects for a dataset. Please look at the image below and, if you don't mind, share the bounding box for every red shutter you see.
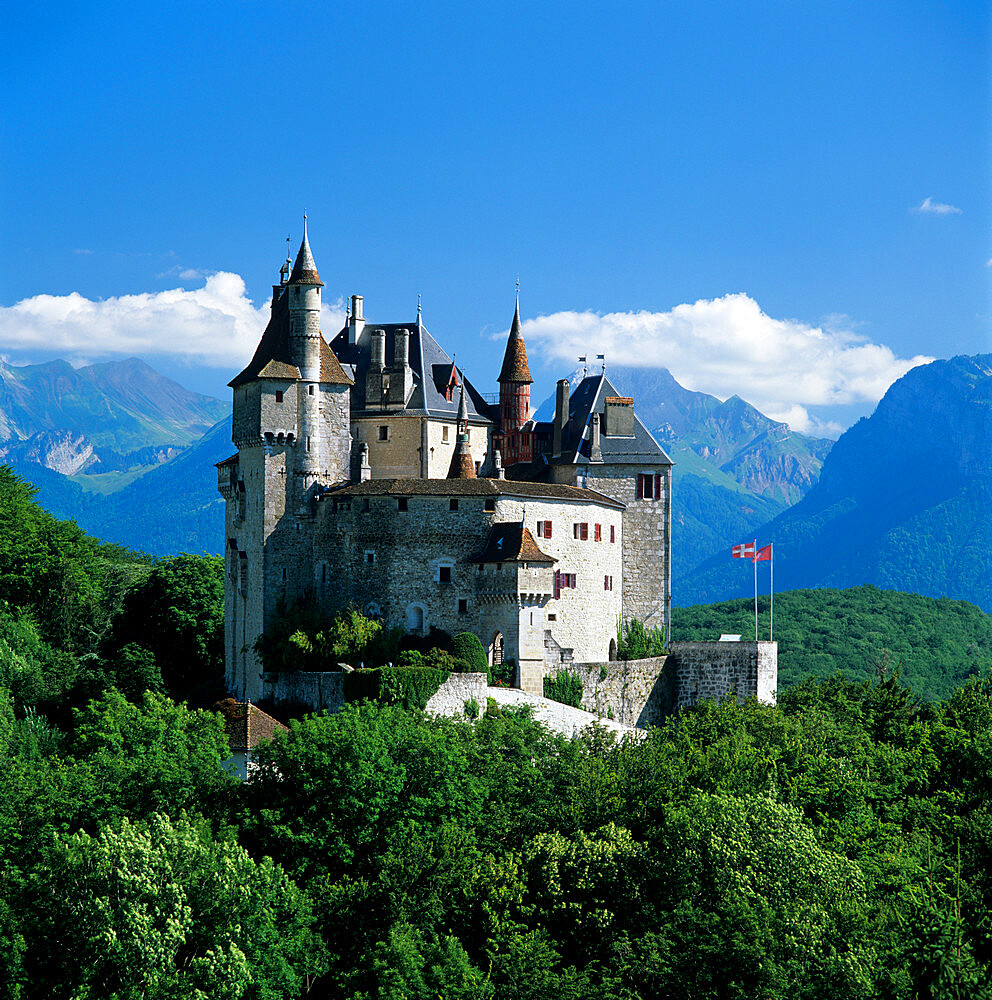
[545,520,552,539]
[610,525,616,543]
[580,523,589,540]
[554,570,561,599]
[594,523,601,541]
[654,474,662,500]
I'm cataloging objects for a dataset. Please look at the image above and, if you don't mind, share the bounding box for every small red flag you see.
[732,541,756,559]
[755,544,772,561]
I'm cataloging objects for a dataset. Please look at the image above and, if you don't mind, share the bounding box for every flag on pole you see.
[755,544,772,561]
[732,541,756,559]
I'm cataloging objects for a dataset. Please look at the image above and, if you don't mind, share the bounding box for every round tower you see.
[288,217,323,482]
[497,292,533,464]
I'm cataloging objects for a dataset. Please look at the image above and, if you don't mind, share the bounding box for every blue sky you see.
[1,1,987,435]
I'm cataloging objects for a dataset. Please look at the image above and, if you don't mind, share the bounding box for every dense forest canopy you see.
[2,462,991,997]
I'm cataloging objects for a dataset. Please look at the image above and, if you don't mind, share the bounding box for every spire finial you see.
[417,292,422,324]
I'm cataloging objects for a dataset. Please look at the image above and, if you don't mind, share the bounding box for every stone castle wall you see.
[570,656,673,726]
[668,641,778,709]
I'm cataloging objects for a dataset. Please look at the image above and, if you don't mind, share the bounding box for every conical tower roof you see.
[448,385,477,479]
[289,216,323,286]
[498,295,532,384]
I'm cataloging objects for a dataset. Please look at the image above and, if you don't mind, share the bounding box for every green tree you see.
[451,632,487,672]
[21,812,325,1000]
[107,553,224,705]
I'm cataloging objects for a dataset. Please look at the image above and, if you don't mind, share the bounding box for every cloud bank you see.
[0,273,345,370]
[521,293,933,435]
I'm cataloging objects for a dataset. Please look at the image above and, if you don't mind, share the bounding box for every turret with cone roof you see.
[289,216,323,286]
[497,288,533,464]
[447,384,477,479]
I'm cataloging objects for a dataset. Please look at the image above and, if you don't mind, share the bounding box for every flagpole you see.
[770,544,774,642]
[753,539,758,642]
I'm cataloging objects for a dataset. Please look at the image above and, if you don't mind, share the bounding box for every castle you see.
[218,225,673,701]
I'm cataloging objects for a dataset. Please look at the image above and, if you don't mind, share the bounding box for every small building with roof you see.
[215,698,288,780]
[219,224,671,700]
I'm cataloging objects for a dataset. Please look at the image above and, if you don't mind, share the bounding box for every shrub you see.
[543,669,583,708]
[616,617,666,661]
[343,665,451,711]
[488,658,515,687]
[464,698,480,720]
[451,632,487,672]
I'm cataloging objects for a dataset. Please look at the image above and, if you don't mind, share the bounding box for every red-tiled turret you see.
[448,385,477,479]
[497,297,533,384]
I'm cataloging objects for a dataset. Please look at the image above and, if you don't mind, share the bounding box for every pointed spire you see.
[498,286,532,384]
[289,212,323,286]
[417,292,422,327]
[448,384,477,479]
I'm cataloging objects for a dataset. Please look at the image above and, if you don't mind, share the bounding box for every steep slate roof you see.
[330,318,496,422]
[558,374,673,465]
[215,699,288,750]
[497,299,533,383]
[229,289,353,388]
[327,476,624,508]
[288,225,322,285]
[473,522,556,563]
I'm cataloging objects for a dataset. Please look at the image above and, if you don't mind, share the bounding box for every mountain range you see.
[679,354,992,612]
[0,357,228,476]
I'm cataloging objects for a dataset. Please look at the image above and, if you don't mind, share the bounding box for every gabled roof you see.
[329,318,496,421]
[473,522,555,563]
[215,699,288,750]
[229,288,352,388]
[559,373,673,465]
[498,299,533,384]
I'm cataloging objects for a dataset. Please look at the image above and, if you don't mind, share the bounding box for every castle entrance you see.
[489,631,504,666]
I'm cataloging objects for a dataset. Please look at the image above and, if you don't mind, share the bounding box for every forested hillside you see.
[675,585,992,701]
[3,463,992,997]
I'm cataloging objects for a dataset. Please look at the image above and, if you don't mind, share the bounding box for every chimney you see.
[553,379,570,457]
[388,328,414,406]
[590,412,603,463]
[494,448,505,479]
[348,294,365,344]
[370,328,385,369]
[359,442,372,482]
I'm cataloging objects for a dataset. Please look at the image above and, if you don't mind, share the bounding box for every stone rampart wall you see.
[668,641,777,709]
[569,656,674,726]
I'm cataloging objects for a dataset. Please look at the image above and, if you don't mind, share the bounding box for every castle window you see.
[437,564,453,584]
[306,436,311,452]
[458,598,468,615]
[484,498,496,512]
[604,575,613,591]
[610,525,616,543]
[548,613,557,622]
[537,520,552,538]
[378,425,389,441]
[275,391,283,403]
[365,550,376,565]
[594,523,602,541]
[573,523,589,540]
[308,385,314,395]
[442,425,450,442]
[281,568,287,582]
[450,498,458,511]
[398,498,408,511]
[637,473,663,500]
[363,499,370,512]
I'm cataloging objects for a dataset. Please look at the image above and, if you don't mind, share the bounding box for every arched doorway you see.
[609,638,617,662]
[489,631,504,666]
[406,604,425,634]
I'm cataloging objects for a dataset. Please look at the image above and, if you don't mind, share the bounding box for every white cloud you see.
[521,293,933,431]
[0,274,345,370]
[913,196,962,215]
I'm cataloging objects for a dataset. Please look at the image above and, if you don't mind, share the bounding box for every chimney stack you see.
[590,412,603,463]
[349,295,365,345]
[553,379,570,457]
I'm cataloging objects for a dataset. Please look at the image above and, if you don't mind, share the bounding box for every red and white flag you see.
[755,544,772,561]
[732,541,756,559]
